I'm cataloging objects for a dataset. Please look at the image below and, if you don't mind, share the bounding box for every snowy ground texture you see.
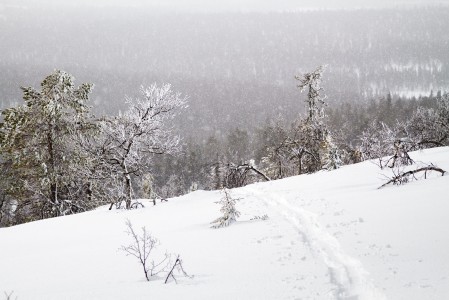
[1,147,449,300]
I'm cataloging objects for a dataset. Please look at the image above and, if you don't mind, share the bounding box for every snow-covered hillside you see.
[1,147,448,300]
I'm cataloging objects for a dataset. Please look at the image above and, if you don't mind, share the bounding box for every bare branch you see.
[164,255,193,284]
[379,166,446,189]
[119,219,169,281]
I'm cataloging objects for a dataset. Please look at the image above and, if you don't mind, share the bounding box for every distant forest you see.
[1,6,448,139]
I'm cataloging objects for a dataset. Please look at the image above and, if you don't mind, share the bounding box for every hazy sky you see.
[134,0,449,11]
[3,0,449,11]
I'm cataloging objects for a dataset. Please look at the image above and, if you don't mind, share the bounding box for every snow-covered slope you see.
[1,147,449,300]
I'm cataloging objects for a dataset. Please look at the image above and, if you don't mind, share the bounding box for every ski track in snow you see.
[246,187,387,300]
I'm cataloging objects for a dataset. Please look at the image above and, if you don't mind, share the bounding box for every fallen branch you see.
[164,255,193,284]
[3,291,16,300]
[245,165,271,182]
[379,166,446,189]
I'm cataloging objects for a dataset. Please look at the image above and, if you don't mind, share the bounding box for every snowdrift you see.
[1,147,449,300]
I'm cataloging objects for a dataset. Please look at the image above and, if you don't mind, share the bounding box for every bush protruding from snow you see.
[211,188,241,228]
[120,220,170,281]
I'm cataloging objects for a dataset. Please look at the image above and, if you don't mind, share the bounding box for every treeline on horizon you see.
[1,6,448,138]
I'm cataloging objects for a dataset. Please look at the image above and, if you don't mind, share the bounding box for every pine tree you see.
[0,70,98,220]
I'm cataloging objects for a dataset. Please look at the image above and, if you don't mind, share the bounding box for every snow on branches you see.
[211,188,241,228]
[96,83,187,209]
[0,70,97,220]
[120,220,192,283]
[296,65,327,123]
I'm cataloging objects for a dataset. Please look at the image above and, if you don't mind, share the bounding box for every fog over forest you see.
[3,3,449,299]
[1,0,448,139]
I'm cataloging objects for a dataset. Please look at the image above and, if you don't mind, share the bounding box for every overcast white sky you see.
[4,0,449,11]
[138,0,449,10]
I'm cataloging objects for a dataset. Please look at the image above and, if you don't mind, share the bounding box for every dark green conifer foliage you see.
[0,70,96,221]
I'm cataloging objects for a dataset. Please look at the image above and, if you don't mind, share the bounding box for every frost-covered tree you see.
[360,120,414,169]
[296,65,327,123]
[295,65,340,172]
[320,134,342,170]
[0,70,98,220]
[159,174,186,199]
[211,188,241,228]
[403,93,449,148]
[98,84,187,209]
[259,119,293,179]
[140,173,154,199]
[263,66,339,176]
[359,120,392,166]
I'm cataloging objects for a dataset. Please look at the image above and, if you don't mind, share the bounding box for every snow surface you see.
[1,147,449,299]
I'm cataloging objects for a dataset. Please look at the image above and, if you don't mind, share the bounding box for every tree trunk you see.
[123,162,133,209]
[50,183,58,205]
[125,174,132,209]
[47,126,59,212]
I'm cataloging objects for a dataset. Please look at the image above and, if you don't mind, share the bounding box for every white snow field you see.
[1,147,449,300]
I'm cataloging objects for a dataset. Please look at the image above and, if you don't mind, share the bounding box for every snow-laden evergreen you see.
[0,70,97,221]
[210,188,241,228]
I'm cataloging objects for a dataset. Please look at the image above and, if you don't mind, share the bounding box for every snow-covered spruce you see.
[211,188,241,228]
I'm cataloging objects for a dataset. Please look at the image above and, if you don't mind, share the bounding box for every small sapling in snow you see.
[120,220,170,281]
[211,188,241,228]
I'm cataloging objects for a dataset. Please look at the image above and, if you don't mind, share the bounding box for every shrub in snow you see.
[211,188,241,228]
[120,220,170,281]
[120,220,193,284]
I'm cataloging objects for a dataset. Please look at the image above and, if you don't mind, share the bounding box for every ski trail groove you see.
[246,187,386,300]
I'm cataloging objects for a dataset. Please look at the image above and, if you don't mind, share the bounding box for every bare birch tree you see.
[99,84,187,209]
